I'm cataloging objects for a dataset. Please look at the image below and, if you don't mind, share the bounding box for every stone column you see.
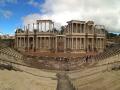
[33,37,34,51]
[40,37,41,49]
[36,37,38,50]
[76,23,77,33]
[16,37,17,48]
[78,38,80,49]
[45,21,46,32]
[38,37,40,49]
[80,24,81,33]
[70,38,71,48]
[84,24,86,33]
[72,37,73,49]
[68,24,70,34]
[24,37,25,49]
[100,38,102,49]
[49,22,51,33]
[80,38,81,49]
[76,37,77,50]
[51,37,53,49]
[20,37,22,48]
[70,24,71,34]
[27,36,29,51]
[96,38,98,50]
[37,23,39,32]
[41,22,42,31]
[92,38,94,51]
[56,37,57,52]
[84,38,86,50]
[64,37,66,53]
[101,38,103,49]
[72,23,73,33]
[49,36,51,49]
[69,38,71,48]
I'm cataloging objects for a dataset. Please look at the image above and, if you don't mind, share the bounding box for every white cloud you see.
[23,0,120,33]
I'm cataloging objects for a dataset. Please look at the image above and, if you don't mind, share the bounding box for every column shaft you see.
[56,37,57,52]
[76,37,77,50]
[72,37,73,49]
[24,37,25,48]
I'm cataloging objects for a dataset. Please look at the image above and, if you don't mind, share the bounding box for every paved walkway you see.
[57,72,75,90]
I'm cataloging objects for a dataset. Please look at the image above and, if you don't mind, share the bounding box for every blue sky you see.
[0,0,120,35]
[0,0,44,34]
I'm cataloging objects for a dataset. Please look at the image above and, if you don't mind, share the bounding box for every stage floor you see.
[22,51,97,58]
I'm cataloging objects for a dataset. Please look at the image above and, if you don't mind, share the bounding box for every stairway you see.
[57,72,75,90]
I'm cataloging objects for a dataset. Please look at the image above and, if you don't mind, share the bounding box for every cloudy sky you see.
[0,0,120,34]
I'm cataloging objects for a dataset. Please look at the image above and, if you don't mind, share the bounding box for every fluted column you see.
[41,22,42,31]
[27,37,29,51]
[16,37,18,48]
[72,23,73,34]
[24,37,25,49]
[56,37,57,52]
[45,21,46,32]
[37,23,39,32]
[64,37,66,52]
[36,37,38,50]
[33,37,34,51]
[20,37,22,48]
[72,37,73,49]
[92,38,94,51]
[70,23,71,34]
[84,38,86,50]
[76,23,77,33]
[49,37,51,49]
[40,37,41,49]
[49,22,51,33]
[76,37,77,50]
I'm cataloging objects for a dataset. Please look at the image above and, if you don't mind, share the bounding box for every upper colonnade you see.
[16,20,54,33]
[65,20,106,35]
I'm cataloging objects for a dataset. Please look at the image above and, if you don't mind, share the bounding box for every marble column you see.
[20,37,22,48]
[80,38,81,49]
[17,37,18,48]
[37,23,39,32]
[49,37,51,49]
[49,22,51,33]
[40,37,41,49]
[64,37,66,52]
[45,21,46,32]
[36,37,38,50]
[24,37,25,49]
[33,37,34,51]
[41,22,42,31]
[56,37,57,52]
[70,23,71,34]
[76,23,77,33]
[27,37,29,51]
[72,23,73,33]
[84,38,86,50]
[76,37,77,50]
[72,37,73,49]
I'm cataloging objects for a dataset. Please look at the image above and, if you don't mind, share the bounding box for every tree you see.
[60,26,65,34]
